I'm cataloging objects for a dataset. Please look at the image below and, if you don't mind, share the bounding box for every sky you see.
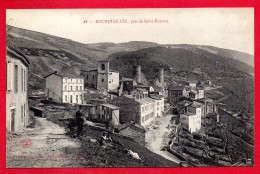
[6,8,254,55]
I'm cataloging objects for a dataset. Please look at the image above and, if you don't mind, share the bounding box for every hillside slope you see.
[6,26,253,92]
[108,46,253,82]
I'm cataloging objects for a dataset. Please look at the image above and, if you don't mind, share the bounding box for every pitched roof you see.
[81,68,98,72]
[149,94,164,100]
[6,45,30,66]
[124,95,155,104]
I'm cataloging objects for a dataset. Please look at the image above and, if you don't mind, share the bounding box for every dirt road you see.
[145,114,181,164]
[6,117,87,168]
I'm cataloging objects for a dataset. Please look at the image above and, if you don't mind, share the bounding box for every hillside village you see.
[6,27,254,167]
[7,42,252,166]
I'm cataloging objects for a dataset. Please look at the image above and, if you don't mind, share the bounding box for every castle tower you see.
[158,68,164,84]
[135,65,142,84]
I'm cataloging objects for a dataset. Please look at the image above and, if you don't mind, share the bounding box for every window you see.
[109,81,111,83]
[24,103,26,123]
[87,75,88,80]
[76,95,78,103]
[6,61,12,91]
[70,95,73,103]
[70,86,73,91]
[80,86,82,90]
[21,105,23,122]
[14,65,18,92]
[21,68,23,92]
[65,95,67,101]
[23,69,26,92]
[25,69,27,92]
[64,85,67,91]
[101,64,105,70]
[102,79,104,82]
[76,86,78,91]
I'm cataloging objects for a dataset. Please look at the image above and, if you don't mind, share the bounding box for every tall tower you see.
[158,68,164,84]
[135,65,142,84]
[97,61,109,91]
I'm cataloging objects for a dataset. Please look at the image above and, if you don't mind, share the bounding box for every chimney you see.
[158,68,164,84]
[135,65,142,84]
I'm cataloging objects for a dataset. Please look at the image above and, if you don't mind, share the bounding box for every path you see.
[145,114,181,164]
[6,117,87,168]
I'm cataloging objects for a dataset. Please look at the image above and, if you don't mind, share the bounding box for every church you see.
[81,61,120,92]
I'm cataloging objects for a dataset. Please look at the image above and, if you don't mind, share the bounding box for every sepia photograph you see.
[5,8,254,168]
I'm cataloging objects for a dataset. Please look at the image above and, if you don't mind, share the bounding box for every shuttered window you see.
[23,70,26,91]
[21,68,24,92]
[21,105,23,122]
[14,65,18,92]
[7,61,12,91]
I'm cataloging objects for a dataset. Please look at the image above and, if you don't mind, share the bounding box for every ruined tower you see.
[158,68,164,84]
[133,65,142,84]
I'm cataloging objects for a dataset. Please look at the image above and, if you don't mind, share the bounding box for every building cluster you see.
[6,45,214,138]
[80,63,166,129]
[168,80,218,133]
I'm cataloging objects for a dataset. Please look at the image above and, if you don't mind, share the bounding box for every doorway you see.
[10,109,15,132]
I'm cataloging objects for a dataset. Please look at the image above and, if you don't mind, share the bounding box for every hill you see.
[108,46,253,81]
[6,26,254,93]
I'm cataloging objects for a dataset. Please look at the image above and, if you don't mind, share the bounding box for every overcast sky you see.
[6,8,254,55]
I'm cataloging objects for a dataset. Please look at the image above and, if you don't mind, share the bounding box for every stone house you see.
[6,46,30,132]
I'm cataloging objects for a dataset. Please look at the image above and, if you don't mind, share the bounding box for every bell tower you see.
[97,61,109,91]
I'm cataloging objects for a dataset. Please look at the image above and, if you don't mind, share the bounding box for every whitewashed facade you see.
[150,95,164,117]
[6,46,30,132]
[45,72,84,104]
[180,112,201,133]
[62,77,84,104]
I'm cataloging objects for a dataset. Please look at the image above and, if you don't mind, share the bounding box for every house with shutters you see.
[44,71,85,104]
[6,46,30,132]
[109,91,157,128]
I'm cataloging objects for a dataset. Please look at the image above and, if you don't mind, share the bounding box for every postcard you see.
[3,5,257,174]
